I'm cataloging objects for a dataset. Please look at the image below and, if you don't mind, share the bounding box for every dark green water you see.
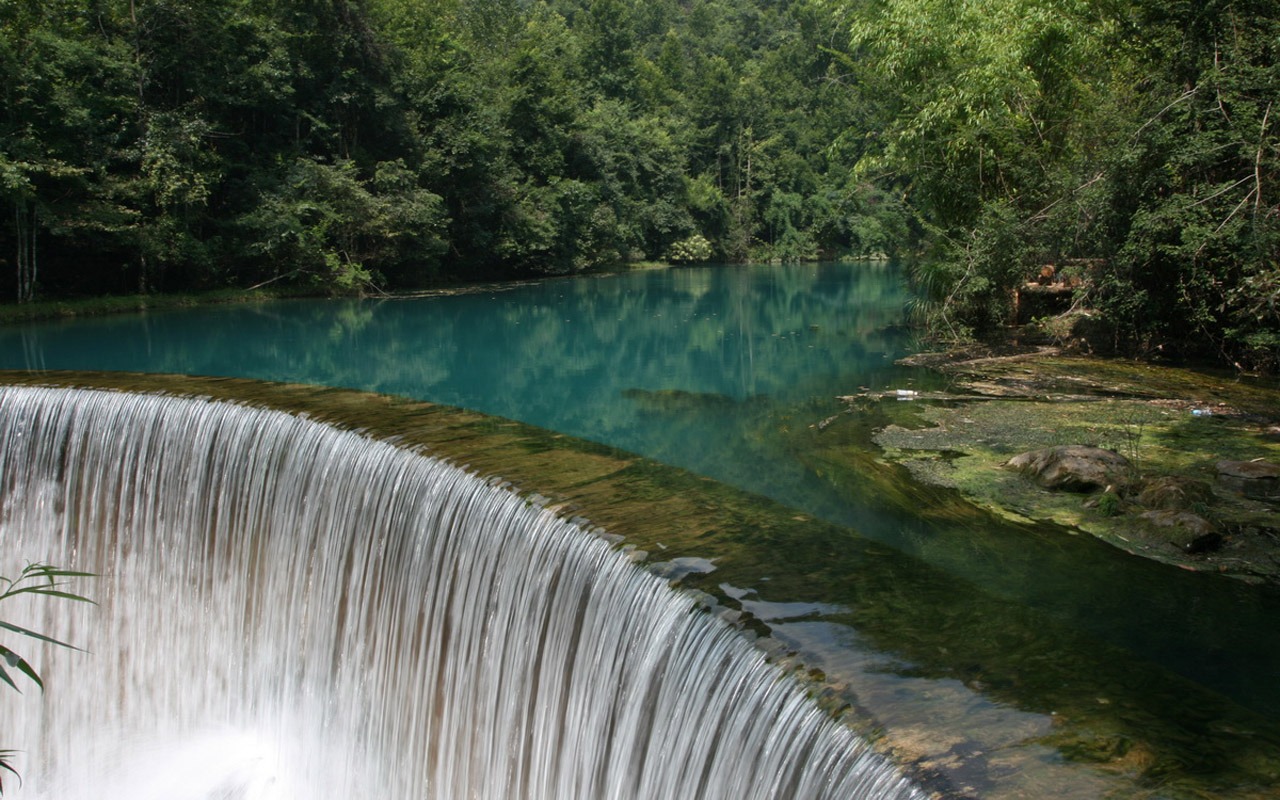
[4,262,1279,796]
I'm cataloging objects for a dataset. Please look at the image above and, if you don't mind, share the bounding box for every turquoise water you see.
[7,264,915,527]
[4,262,1280,793]
[8,264,906,445]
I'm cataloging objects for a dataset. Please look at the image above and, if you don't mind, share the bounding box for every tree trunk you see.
[14,203,37,304]
[15,205,25,303]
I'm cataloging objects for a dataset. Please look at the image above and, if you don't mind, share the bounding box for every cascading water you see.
[0,385,922,799]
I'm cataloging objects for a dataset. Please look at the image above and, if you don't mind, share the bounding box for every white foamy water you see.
[0,386,921,799]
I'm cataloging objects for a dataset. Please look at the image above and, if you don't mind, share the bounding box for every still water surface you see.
[9,264,917,538]
[4,262,1279,795]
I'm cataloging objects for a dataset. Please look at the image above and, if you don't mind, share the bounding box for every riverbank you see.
[0,287,303,325]
[850,346,1280,584]
[0,262,679,326]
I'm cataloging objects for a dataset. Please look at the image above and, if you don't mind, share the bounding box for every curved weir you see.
[0,386,922,799]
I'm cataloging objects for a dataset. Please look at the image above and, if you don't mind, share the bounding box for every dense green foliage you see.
[0,0,897,300]
[1,0,1276,368]
[849,0,1279,368]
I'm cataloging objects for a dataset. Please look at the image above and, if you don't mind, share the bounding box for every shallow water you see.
[3,262,1279,796]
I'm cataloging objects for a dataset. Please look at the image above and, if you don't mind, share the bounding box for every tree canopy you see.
[1,0,1276,368]
[849,0,1279,368]
[1,0,890,297]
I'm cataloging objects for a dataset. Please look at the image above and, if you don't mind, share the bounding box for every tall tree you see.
[844,0,1278,367]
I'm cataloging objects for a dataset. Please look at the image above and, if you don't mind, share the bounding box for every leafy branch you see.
[0,563,94,795]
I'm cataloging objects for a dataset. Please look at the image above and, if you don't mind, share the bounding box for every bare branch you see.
[1255,102,1271,218]
[1131,88,1198,141]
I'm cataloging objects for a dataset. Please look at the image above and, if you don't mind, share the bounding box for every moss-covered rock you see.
[863,350,1280,584]
[1137,476,1214,510]
[1006,445,1132,492]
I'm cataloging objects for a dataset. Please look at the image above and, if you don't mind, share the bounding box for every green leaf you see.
[0,646,43,693]
[0,621,83,653]
[0,665,20,693]
[0,564,95,605]
[13,589,95,605]
[0,748,22,794]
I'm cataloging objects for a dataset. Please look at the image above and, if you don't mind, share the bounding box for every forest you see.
[1,0,1277,369]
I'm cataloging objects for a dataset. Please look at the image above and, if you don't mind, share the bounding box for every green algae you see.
[862,354,1280,583]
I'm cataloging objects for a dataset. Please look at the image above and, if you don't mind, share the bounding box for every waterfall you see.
[0,386,921,800]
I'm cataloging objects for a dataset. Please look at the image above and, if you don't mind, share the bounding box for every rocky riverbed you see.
[854,347,1280,584]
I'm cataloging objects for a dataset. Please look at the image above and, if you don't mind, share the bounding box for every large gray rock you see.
[1005,445,1131,493]
[1217,459,1280,501]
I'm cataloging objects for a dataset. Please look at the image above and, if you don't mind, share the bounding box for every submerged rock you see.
[648,556,718,582]
[1005,445,1131,493]
[622,387,744,412]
